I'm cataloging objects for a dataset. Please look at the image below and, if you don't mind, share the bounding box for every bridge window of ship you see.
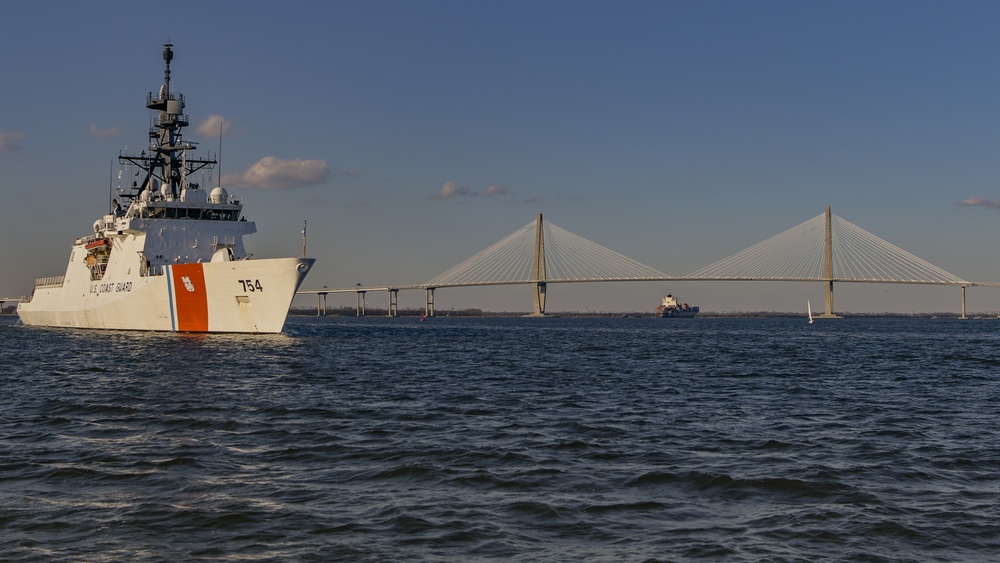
[140,205,241,221]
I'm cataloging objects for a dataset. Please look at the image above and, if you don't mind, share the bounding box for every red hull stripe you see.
[170,263,209,331]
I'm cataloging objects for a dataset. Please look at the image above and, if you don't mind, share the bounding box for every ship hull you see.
[661,308,699,318]
[17,258,313,333]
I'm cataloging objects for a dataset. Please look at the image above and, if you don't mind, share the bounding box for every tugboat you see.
[17,44,314,333]
[656,294,699,318]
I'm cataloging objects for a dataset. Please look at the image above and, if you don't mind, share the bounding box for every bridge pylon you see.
[529,213,550,316]
[818,206,841,318]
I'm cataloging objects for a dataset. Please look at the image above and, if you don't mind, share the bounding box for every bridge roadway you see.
[298,277,1000,318]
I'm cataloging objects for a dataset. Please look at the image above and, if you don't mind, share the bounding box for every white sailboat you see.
[807,300,814,324]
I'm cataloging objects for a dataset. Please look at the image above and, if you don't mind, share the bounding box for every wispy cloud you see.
[0,130,25,152]
[434,181,472,200]
[483,185,510,197]
[957,197,1000,209]
[433,181,511,200]
[224,156,330,190]
[196,114,232,138]
[89,124,121,138]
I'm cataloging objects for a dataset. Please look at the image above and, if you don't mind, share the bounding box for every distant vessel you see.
[656,294,699,318]
[17,44,314,333]
[808,300,814,324]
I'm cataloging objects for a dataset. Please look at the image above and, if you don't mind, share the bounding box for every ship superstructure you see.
[17,44,313,333]
[656,294,699,318]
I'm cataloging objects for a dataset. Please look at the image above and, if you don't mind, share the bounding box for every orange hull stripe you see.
[171,263,209,331]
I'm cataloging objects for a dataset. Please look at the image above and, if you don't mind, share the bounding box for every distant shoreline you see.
[1,308,991,319]
[290,309,995,319]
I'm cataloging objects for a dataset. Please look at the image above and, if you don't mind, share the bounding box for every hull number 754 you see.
[239,279,264,292]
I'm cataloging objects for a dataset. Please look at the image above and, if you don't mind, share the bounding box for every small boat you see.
[807,300,814,324]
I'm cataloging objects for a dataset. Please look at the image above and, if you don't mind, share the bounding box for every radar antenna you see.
[118,43,217,200]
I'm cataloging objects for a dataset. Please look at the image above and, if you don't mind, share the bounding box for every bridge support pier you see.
[425,287,435,317]
[316,292,328,317]
[356,291,367,317]
[961,286,967,320]
[533,282,547,316]
[817,279,841,319]
[388,289,398,317]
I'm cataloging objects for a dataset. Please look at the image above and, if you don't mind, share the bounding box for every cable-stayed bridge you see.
[302,208,995,317]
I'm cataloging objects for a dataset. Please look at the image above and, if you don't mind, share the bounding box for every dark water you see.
[2,315,999,562]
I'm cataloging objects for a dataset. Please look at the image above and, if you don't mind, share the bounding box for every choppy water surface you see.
[1,315,999,561]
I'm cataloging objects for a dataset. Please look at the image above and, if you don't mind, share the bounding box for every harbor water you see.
[1,315,998,561]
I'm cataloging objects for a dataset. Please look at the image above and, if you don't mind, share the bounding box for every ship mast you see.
[119,43,216,200]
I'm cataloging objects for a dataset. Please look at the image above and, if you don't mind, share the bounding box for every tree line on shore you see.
[288,307,983,319]
[0,304,985,318]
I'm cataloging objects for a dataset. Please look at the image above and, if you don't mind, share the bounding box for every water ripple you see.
[2,316,1000,561]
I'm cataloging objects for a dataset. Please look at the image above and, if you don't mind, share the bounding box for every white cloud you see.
[0,130,25,152]
[483,185,509,197]
[196,114,231,138]
[436,181,455,199]
[89,124,120,138]
[957,197,1000,209]
[224,156,330,190]
[431,180,494,201]
[434,181,511,200]
[434,180,474,200]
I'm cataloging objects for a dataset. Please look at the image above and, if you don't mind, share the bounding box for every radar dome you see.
[209,187,229,204]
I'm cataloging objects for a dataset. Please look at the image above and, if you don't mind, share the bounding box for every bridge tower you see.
[818,206,841,318]
[531,213,548,316]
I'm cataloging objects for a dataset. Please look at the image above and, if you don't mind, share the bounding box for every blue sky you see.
[4,1,1000,314]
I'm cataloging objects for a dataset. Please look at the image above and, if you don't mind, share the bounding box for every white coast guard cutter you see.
[17,44,314,333]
